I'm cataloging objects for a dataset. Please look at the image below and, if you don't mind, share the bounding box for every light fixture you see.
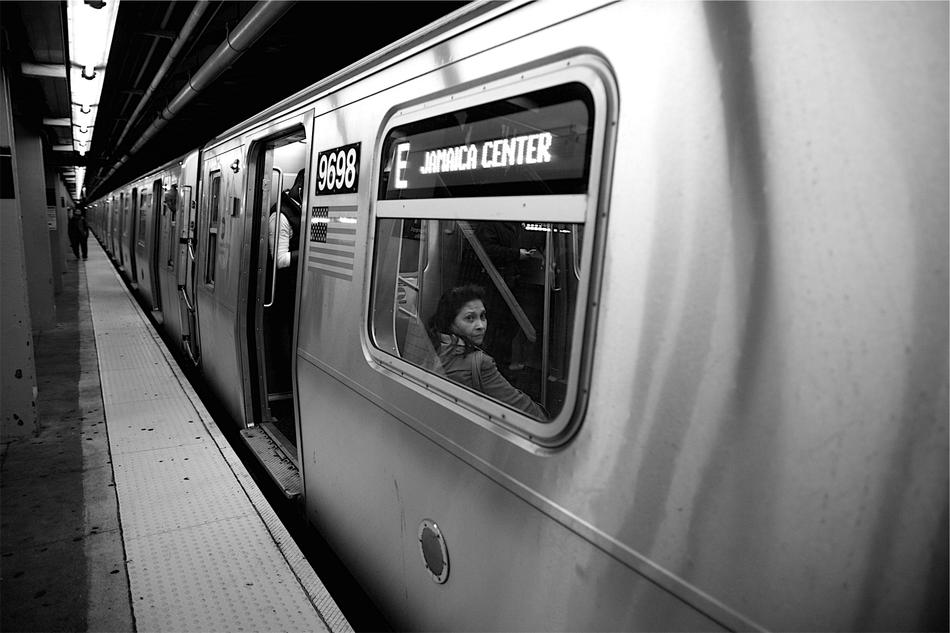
[67,0,120,191]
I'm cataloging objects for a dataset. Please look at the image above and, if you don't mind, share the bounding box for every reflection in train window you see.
[369,78,603,438]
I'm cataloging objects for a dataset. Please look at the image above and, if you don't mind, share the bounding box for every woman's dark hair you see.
[282,169,305,204]
[426,284,486,348]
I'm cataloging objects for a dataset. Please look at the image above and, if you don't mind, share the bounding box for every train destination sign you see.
[381,83,593,199]
[409,131,554,178]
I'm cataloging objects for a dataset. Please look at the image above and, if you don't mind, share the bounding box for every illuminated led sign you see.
[380,83,593,199]
[407,131,554,179]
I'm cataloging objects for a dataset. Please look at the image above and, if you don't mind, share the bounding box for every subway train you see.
[85,1,948,630]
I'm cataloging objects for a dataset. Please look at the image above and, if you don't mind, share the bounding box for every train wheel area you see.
[0,239,352,633]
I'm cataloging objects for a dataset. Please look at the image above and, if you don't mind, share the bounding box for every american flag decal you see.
[307,205,357,281]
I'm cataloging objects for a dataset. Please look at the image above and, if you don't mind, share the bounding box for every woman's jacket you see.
[436,334,545,420]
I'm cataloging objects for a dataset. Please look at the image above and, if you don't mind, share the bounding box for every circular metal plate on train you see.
[418,519,449,584]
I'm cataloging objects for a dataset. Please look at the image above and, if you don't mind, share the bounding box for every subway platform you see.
[1,239,351,633]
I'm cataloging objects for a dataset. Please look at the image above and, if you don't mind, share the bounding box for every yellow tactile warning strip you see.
[83,242,352,633]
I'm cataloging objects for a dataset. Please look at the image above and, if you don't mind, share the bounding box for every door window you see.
[205,172,221,285]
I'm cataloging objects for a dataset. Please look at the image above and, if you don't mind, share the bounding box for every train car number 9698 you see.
[315,142,360,195]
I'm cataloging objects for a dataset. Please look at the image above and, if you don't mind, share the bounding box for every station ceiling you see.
[2,0,469,201]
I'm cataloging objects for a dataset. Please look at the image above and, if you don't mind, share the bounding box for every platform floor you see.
[1,240,351,633]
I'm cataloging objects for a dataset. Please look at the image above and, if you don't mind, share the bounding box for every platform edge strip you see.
[86,244,351,633]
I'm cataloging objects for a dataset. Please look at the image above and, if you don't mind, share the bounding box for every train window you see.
[368,65,611,445]
[138,191,148,246]
[165,184,178,269]
[205,171,221,285]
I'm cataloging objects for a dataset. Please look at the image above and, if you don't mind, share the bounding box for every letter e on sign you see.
[395,143,410,189]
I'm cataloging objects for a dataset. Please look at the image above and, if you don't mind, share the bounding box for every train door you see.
[114,195,122,261]
[110,195,118,259]
[128,187,139,286]
[177,178,200,365]
[104,198,112,255]
[245,128,308,455]
[117,192,126,269]
[149,179,163,313]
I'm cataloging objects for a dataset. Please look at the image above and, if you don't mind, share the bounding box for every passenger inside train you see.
[265,168,304,394]
[375,216,576,422]
[457,220,546,379]
[426,284,546,420]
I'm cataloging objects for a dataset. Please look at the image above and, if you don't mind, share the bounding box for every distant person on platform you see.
[68,208,89,260]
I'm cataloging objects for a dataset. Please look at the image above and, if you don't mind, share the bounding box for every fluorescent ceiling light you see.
[67,0,120,189]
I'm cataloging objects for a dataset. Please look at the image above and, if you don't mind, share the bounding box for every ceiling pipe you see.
[113,0,210,149]
[95,0,295,192]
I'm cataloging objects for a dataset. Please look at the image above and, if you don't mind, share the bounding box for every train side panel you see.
[81,1,947,630]
[132,172,163,314]
[585,4,947,629]
[295,2,947,631]
[155,162,186,349]
[192,142,250,425]
[113,191,125,267]
[118,185,134,281]
[297,2,733,629]
[105,195,115,258]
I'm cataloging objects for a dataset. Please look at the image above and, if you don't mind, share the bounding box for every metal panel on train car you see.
[174,151,202,365]
[84,1,945,630]
[194,144,248,426]
[295,1,947,631]
[133,173,166,316]
[155,161,186,349]
[295,7,721,630]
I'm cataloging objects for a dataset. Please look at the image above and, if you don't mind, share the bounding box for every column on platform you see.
[0,66,37,436]
[14,119,56,331]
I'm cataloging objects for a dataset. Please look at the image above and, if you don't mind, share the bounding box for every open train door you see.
[240,126,308,497]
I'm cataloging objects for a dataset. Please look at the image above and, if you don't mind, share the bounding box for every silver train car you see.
[86,1,948,630]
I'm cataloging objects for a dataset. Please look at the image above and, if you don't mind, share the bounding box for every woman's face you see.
[451,299,487,346]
